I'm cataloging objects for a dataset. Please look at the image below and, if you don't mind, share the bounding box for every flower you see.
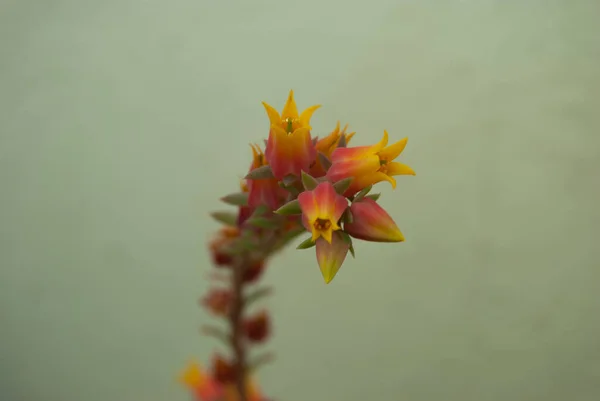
[297,182,348,244]
[246,144,286,210]
[243,259,265,283]
[181,361,265,401]
[263,90,320,179]
[327,130,415,195]
[243,310,270,343]
[180,362,224,401]
[209,227,240,266]
[316,231,350,284]
[202,288,232,316]
[310,121,355,177]
[345,198,404,242]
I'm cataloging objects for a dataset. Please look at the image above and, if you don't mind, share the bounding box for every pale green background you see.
[1,1,599,401]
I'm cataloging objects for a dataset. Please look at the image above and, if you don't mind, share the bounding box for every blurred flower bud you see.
[243,311,270,343]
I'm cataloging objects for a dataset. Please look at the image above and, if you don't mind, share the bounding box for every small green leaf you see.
[333,177,353,195]
[250,205,269,218]
[200,325,230,345]
[246,216,280,229]
[317,152,332,170]
[366,193,381,201]
[210,211,237,226]
[337,134,347,148]
[245,165,274,180]
[300,171,319,191]
[339,231,352,245]
[296,236,316,249]
[282,174,297,187]
[275,199,302,215]
[220,192,249,206]
[349,243,355,258]
[248,352,275,372]
[342,208,353,224]
[353,185,372,203]
[245,286,273,305]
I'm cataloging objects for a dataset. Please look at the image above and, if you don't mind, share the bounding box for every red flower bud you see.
[208,227,240,267]
[243,260,265,283]
[212,354,236,384]
[243,311,270,343]
[202,288,232,316]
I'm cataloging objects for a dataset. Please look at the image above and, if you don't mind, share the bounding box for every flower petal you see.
[312,181,348,223]
[265,125,315,179]
[299,104,321,129]
[379,136,408,161]
[315,232,349,283]
[261,102,281,127]
[326,155,380,183]
[281,90,299,120]
[386,161,416,176]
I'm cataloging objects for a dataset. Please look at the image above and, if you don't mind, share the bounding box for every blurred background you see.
[1,1,600,400]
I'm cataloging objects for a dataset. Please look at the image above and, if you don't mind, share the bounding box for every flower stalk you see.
[181,90,415,401]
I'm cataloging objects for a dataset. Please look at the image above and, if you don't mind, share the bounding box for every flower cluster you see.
[182,91,415,401]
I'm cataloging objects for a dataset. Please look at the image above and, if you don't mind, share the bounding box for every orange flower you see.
[310,121,355,177]
[263,90,320,179]
[344,198,404,242]
[327,130,415,195]
[297,182,348,244]
[246,144,286,210]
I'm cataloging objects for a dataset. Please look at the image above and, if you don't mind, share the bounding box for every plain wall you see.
[1,1,599,400]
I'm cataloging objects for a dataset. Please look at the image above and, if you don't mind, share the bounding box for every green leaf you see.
[296,236,316,249]
[282,174,297,187]
[246,216,280,229]
[353,185,372,202]
[200,325,230,345]
[250,205,269,218]
[210,211,237,226]
[300,171,318,191]
[366,193,381,201]
[248,352,275,372]
[317,152,332,170]
[220,192,248,206]
[338,232,355,258]
[342,208,353,224]
[245,286,273,306]
[245,165,274,180]
[333,177,353,195]
[275,199,302,215]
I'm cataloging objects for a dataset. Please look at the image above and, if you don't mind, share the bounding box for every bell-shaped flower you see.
[327,130,415,195]
[297,181,348,244]
[246,144,286,210]
[310,121,355,177]
[263,90,320,179]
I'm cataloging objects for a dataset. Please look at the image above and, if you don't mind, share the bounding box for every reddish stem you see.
[229,256,248,401]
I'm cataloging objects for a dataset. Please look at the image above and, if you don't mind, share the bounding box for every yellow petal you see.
[321,227,333,244]
[180,362,204,388]
[262,102,281,127]
[379,137,408,161]
[387,162,415,176]
[299,104,321,128]
[371,130,389,153]
[281,90,299,120]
